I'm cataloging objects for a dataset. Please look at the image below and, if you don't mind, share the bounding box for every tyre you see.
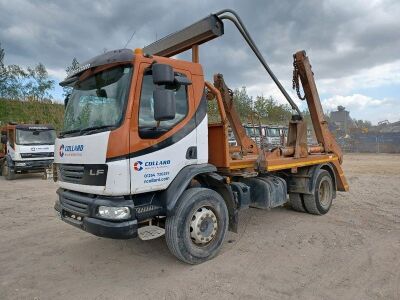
[303,170,334,215]
[3,162,16,180]
[289,193,306,212]
[165,187,229,264]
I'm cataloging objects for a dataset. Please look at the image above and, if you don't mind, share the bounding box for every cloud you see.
[322,94,399,123]
[0,0,399,123]
[317,60,400,95]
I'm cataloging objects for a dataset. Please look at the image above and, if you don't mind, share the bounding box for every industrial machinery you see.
[54,9,348,264]
[0,123,56,180]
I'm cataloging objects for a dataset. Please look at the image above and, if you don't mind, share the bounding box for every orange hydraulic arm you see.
[213,74,259,155]
[293,51,343,163]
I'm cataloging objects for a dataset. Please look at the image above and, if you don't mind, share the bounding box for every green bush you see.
[0,99,64,130]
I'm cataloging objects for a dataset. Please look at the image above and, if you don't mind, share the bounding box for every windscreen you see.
[16,129,56,145]
[245,127,260,137]
[267,128,281,137]
[62,64,133,134]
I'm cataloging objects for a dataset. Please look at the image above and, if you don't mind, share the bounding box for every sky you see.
[0,0,399,124]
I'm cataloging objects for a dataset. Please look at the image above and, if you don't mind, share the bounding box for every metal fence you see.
[340,132,400,153]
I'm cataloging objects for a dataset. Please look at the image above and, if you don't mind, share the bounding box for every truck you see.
[244,123,262,146]
[260,125,287,148]
[0,123,56,180]
[53,9,348,264]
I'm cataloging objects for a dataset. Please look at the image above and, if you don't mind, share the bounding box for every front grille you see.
[59,164,84,184]
[59,190,90,216]
[20,152,54,158]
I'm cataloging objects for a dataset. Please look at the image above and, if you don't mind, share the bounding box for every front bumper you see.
[55,188,138,239]
[14,159,53,172]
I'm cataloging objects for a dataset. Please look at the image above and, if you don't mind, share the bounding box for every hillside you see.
[0,99,64,130]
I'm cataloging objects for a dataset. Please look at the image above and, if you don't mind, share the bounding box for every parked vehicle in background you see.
[307,128,316,145]
[244,124,262,146]
[228,128,237,146]
[0,123,56,180]
[260,125,287,149]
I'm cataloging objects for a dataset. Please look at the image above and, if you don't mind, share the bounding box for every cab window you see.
[138,71,188,139]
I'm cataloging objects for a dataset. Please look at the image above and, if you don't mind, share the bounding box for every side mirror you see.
[152,64,174,85]
[153,88,176,121]
[64,94,70,108]
[1,135,7,144]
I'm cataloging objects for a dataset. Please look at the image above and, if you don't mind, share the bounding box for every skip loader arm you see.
[294,51,343,164]
[294,51,348,191]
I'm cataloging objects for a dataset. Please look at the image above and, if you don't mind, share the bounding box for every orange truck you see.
[1,123,56,179]
[53,9,348,264]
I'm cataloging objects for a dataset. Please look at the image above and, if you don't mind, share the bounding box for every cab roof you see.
[60,49,134,87]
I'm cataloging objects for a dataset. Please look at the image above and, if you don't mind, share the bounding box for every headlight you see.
[98,206,131,220]
[15,162,26,167]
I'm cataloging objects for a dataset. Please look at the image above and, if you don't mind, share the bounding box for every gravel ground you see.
[0,153,399,299]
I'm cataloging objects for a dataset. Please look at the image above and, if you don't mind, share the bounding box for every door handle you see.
[186,146,197,159]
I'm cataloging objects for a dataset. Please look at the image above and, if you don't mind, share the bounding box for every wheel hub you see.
[190,207,218,245]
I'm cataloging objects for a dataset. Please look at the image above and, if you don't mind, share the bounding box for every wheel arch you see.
[288,163,337,198]
[307,163,337,199]
[195,172,238,233]
[160,163,217,215]
[160,164,238,233]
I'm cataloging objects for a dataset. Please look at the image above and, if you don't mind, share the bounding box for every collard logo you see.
[133,161,143,171]
[133,160,170,171]
[59,144,84,157]
[59,144,65,157]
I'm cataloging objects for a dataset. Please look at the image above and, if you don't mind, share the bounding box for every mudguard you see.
[160,163,217,215]
[288,163,337,198]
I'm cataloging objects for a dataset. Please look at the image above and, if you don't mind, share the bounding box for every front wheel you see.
[2,162,16,180]
[165,188,229,264]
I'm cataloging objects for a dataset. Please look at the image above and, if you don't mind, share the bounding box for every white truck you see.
[53,10,348,264]
[1,123,56,180]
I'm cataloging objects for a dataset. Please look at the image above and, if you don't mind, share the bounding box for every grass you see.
[0,98,64,130]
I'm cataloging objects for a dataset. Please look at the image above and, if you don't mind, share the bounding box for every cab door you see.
[129,63,197,194]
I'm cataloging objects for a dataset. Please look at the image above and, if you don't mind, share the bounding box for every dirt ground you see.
[0,153,399,299]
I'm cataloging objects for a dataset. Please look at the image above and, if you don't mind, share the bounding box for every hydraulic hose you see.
[216,9,302,117]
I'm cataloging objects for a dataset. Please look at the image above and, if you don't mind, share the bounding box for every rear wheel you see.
[289,193,306,212]
[165,188,228,264]
[303,170,334,215]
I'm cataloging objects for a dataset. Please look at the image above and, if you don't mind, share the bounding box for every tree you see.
[354,119,372,129]
[232,86,253,122]
[24,63,54,101]
[3,64,27,100]
[0,43,27,100]
[63,58,79,97]
[253,95,292,124]
[0,43,4,74]
[0,44,55,101]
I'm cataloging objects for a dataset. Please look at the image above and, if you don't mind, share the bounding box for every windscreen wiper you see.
[79,125,116,135]
[59,125,115,137]
[59,129,81,138]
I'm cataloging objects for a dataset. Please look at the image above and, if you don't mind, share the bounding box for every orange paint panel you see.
[208,124,229,168]
[107,53,206,160]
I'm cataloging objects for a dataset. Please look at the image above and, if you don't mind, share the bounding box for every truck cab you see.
[1,124,56,180]
[244,124,262,146]
[261,125,282,148]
